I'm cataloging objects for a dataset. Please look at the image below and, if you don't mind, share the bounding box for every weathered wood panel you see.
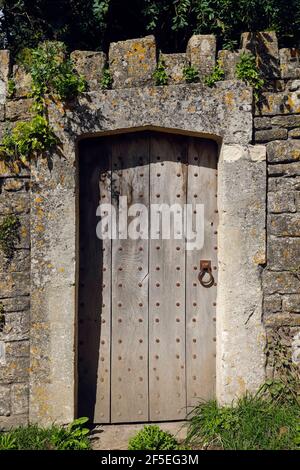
[110,134,150,423]
[149,134,188,421]
[186,139,218,407]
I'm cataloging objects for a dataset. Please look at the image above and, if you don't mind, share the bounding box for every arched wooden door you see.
[78,131,218,423]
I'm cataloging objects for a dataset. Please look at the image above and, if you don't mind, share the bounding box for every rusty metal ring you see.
[198,269,215,288]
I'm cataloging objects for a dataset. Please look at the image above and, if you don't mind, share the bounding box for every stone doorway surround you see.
[29,71,266,423]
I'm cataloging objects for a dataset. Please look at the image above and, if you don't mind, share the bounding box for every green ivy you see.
[0,215,20,259]
[182,64,199,83]
[204,60,225,87]
[0,42,86,166]
[0,116,57,165]
[100,66,113,90]
[153,60,168,86]
[235,52,264,102]
[7,79,16,99]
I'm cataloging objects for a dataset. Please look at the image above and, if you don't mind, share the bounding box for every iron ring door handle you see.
[198,260,215,288]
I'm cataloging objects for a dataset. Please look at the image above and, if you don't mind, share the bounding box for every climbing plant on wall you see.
[0,42,86,166]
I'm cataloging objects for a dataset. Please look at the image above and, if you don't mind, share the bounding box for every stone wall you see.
[0,31,299,427]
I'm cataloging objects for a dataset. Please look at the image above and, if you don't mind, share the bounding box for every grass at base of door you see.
[128,396,300,450]
[184,396,300,450]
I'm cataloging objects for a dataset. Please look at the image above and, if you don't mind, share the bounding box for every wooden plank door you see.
[110,134,150,423]
[78,132,218,424]
[148,134,187,421]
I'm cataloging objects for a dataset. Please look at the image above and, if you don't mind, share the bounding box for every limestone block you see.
[267,236,300,270]
[280,48,300,79]
[257,91,300,115]
[160,53,187,84]
[254,117,272,130]
[263,294,282,314]
[289,128,300,138]
[71,50,106,91]
[109,36,156,88]
[254,128,287,142]
[6,98,34,121]
[0,272,30,298]
[0,50,10,104]
[268,162,300,177]
[186,35,216,78]
[241,31,280,78]
[218,50,242,79]
[11,383,29,415]
[0,356,29,383]
[12,65,32,98]
[263,271,300,295]
[264,313,300,327]
[271,114,300,128]
[267,139,300,163]
[0,385,11,416]
[282,294,300,313]
[268,192,296,214]
[269,214,300,237]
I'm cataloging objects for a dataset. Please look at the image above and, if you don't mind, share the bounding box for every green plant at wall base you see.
[0,215,20,258]
[100,66,113,90]
[0,116,57,165]
[182,64,199,83]
[185,397,300,450]
[128,425,179,450]
[7,79,16,99]
[235,52,264,101]
[0,417,91,450]
[153,60,168,86]
[204,61,225,87]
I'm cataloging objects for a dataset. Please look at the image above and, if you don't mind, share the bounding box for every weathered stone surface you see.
[264,313,300,327]
[263,294,282,314]
[51,81,252,146]
[0,160,30,178]
[292,331,300,364]
[0,272,30,298]
[70,50,106,91]
[0,50,10,105]
[257,91,300,115]
[268,161,300,177]
[3,178,28,192]
[12,65,32,98]
[217,144,266,404]
[241,31,280,78]
[187,35,216,78]
[269,214,300,237]
[11,383,28,415]
[0,414,28,430]
[263,271,300,294]
[280,48,300,79]
[0,191,30,215]
[267,236,300,270]
[282,294,300,313]
[254,116,272,130]
[0,356,29,383]
[0,104,5,121]
[5,98,34,121]
[160,53,187,84]
[0,385,11,416]
[218,49,242,80]
[0,312,29,341]
[109,36,156,88]
[267,139,300,163]
[271,114,300,128]
[255,127,287,142]
[0,296,30,313]
[268,175,300,193]
[288,128,300,138]
[0,249,30,273]
[268,192,296,214]
[6,340,29,357]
